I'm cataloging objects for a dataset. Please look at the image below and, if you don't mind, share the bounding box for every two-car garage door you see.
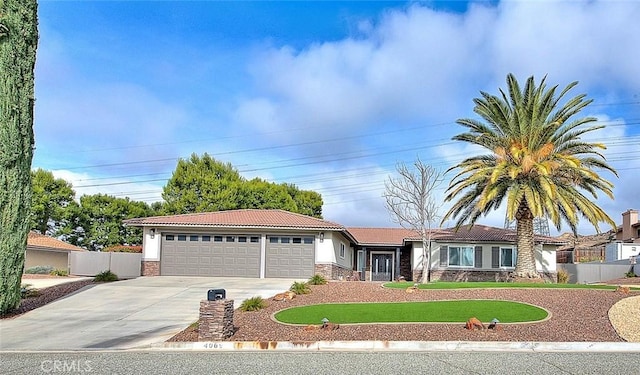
[160,233,314,278]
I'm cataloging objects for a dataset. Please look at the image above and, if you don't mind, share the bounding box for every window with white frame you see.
[500,247,517,268]
[339,243,346,259]
[448,246,474,267]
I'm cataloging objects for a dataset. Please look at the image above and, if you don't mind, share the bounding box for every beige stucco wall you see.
[316,231,353,268]
[24,249,69,271]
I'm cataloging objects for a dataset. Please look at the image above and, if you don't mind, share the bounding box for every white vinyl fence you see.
[558,260,638,284]
[69,252,141,279]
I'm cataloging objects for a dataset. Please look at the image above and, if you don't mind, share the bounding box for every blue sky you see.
[34,0,640,235]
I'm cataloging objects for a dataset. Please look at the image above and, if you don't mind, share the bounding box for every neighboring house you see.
[25,231,86,271]
[614,209,640,243]
[555,232,611,263]
[125,209,562,282]
[606,209,640,262]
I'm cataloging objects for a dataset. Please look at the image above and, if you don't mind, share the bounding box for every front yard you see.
[170,280,639,342]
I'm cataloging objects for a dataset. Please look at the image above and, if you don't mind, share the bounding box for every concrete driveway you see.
[0,276,300,350]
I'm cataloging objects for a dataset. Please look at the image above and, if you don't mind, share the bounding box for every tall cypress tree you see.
[0,0,38,314]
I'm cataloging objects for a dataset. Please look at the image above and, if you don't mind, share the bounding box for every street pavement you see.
[0,276,300,350]
[3,351,640,375]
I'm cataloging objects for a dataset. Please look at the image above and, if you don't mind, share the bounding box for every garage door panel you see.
[265,236,315,278]
[161,234,260,277]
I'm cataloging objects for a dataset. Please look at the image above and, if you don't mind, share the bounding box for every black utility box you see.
[207,289,226,301]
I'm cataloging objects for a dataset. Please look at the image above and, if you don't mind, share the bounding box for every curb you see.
[149,340,640,352]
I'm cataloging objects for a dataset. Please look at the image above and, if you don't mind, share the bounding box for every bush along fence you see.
[68,251,141,279]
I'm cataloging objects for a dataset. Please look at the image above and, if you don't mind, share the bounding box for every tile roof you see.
[124,209,345,230]
[346,227,416,246]
[27,232,85,252]
[126,209,565,246]
[347,224,565,246]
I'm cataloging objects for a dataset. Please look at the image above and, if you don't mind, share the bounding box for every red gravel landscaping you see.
[169,281,638,343]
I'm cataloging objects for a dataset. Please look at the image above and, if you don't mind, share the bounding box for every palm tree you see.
[443,74,617,278]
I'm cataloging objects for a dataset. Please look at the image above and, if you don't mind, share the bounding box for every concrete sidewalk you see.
[21,276,93,289]
[0,276,299,351]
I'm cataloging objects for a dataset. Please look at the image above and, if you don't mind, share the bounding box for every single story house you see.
[125,209,562,282]
[25,231,86,271]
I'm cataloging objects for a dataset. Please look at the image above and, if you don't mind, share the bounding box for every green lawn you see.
[274,300,548,325]
[383,281,639,290]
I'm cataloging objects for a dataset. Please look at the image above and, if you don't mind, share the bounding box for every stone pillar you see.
[141,261,160,276]
[198,299,235,341]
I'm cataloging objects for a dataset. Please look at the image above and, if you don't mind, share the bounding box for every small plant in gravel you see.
[625,270,637,278]
[240,296,267,312]
[50,269,69,277]
[94,270,119,282]
[557,268,571,284]
[24,265,54,274]
[20,284,40,298]
[290,281,311,295]
[308,274,327,285]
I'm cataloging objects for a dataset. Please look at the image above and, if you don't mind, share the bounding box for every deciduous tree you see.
[384,158,444,283]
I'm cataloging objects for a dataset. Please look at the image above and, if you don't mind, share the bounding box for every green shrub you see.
[308,274,327,285]
[290,281,311,295]
[94,270,119,282]
[625,270,637,278]
[239,296,267,312]
[24,265,54,274]
[557,268,571,284]
[50,269,69,277]
[20,284,40,298]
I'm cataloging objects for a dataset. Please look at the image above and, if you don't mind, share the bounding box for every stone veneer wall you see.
[141,261,160,276]
[314,263,357,280]
[414,269,558,283]
[399,250,412,281]
[198,299,235,341]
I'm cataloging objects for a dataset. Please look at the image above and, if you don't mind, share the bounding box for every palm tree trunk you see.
[514,206,540,278]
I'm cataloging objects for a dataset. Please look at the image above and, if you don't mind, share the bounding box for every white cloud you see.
[230,0,640,232]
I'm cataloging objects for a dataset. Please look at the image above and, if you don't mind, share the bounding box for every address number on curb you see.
[202,342,223,349]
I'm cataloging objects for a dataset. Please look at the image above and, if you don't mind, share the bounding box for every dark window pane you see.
[270,237,278,243]
[214,236,223,242]
[281,237,290,244]
[238,236,247,242]
[190,235,199,241]
[177,235,186,241]
[293,237,302,244]
[250,237,260,243]
[303,237,313,244]
[166,235,174,241]
[226,236,235,242]
[202,236,211,242]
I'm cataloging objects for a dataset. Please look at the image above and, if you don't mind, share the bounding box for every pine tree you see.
[0,0,38,314]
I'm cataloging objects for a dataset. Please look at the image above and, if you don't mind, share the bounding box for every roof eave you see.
[127,222,344,232]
